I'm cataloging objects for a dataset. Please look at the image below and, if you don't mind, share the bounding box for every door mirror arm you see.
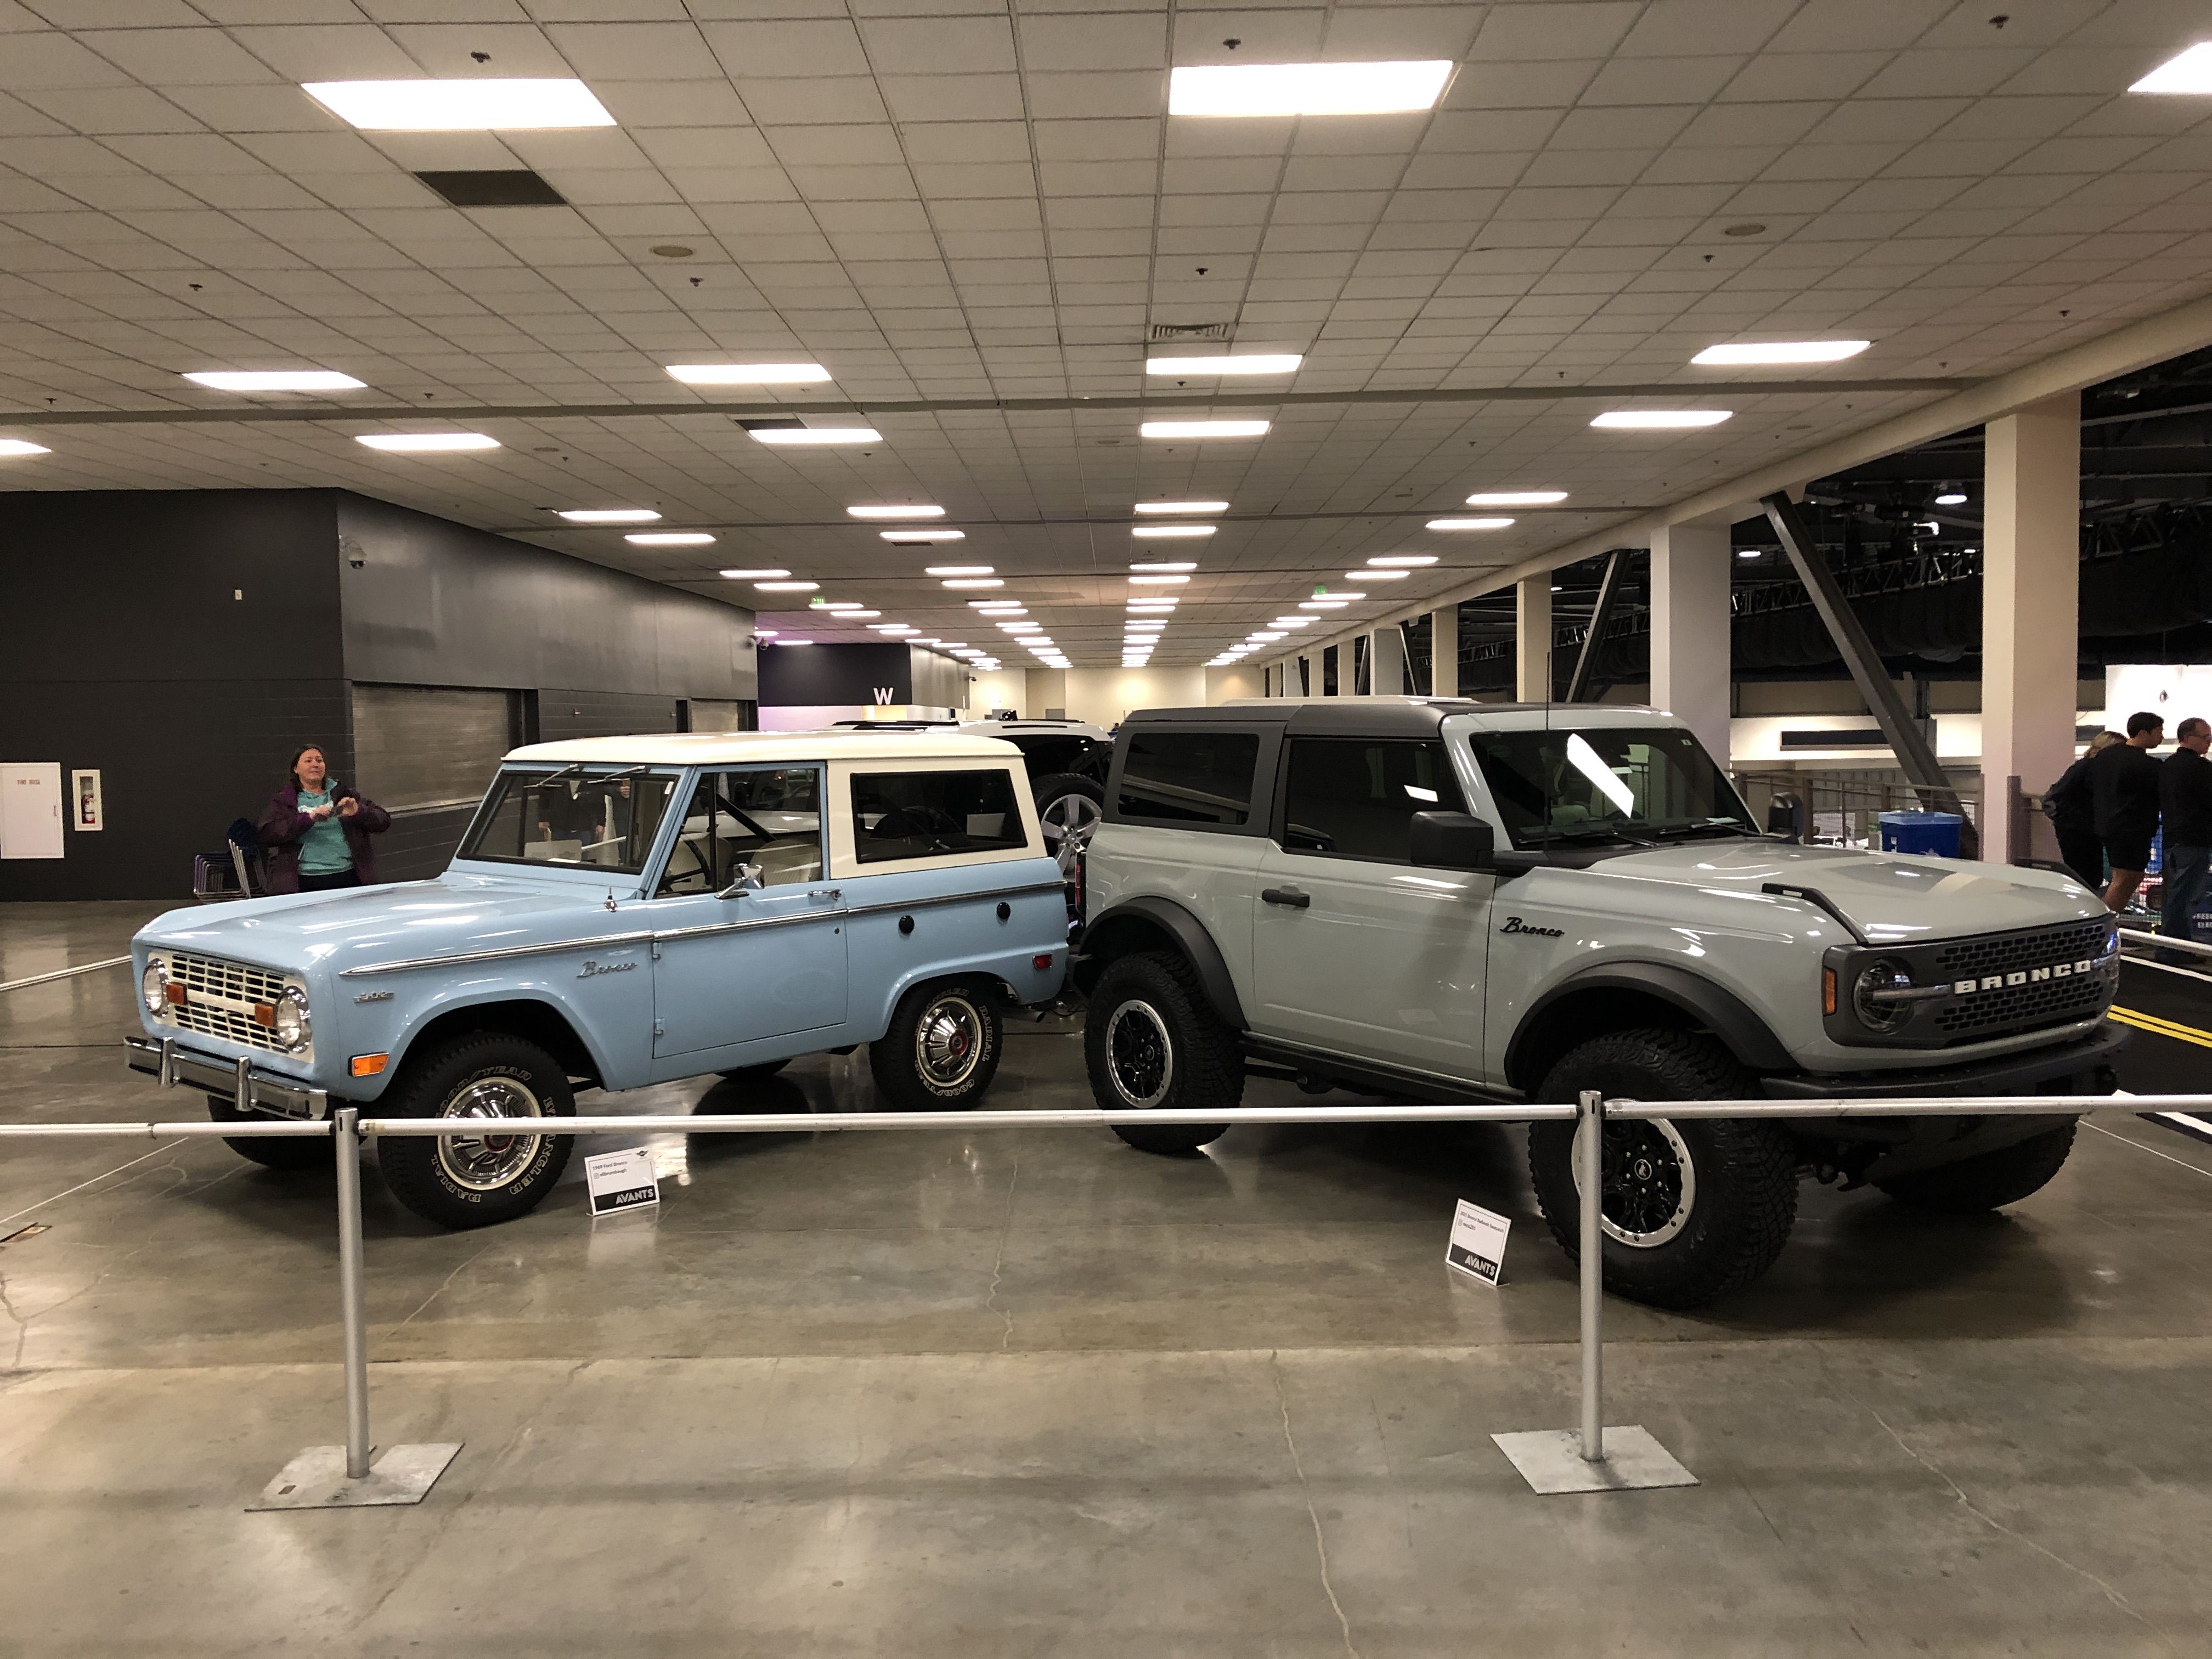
[716,862,766,900]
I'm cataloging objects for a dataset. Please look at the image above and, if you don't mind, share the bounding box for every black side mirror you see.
[1409,811,1495,871]
[1766,794,1803,843]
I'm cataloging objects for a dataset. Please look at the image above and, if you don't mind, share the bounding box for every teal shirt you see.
[296,789,353,875]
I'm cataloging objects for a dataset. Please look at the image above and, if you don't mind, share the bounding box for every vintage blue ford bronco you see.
[127,730,1069,1227]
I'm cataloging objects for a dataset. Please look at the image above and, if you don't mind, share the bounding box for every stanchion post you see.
[335,1107,371,1480]
[1578,1087,1604,1463]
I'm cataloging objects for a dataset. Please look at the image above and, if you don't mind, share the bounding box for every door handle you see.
[1261,886,1311,909]
[808,887,843,900]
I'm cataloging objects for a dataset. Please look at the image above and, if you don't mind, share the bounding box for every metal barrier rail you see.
[8,1087,2202,1505]
[2119,924,2212,960]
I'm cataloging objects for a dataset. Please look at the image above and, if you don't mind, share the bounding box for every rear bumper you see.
[125,1035,328,1120]
[1762,1023,2127,1101]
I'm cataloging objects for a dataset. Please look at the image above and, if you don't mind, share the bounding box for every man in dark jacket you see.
[2090,710,2165,911]
[2160,716,2212,945]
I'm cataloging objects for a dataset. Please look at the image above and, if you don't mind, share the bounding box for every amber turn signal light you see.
[1821,967,1837,1016]
[350,1053,389,1078]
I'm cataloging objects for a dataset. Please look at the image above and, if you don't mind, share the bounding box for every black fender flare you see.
[1505,961,1795,1087]
[1073,896,1248,1030]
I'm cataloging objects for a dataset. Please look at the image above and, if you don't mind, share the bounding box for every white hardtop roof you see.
[505,730,1022,766]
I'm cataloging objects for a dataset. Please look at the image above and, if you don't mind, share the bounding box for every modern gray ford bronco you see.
[1070,698,2124,1307]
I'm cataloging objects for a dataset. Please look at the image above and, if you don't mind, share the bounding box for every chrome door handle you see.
[1261,887,1311,909]
[808,887,843,900]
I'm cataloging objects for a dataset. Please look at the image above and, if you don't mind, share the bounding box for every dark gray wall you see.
[758,640,972,709]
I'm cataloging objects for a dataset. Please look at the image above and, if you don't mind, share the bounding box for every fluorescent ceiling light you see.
[356,431,497,453]
[560,507,659,523]
[772,639,812,646]
[1691,341,1869,366]
[1140,419,1269,439]
[755,629,777,637]
[1000,622,1041,632]
[1426,517,1513,531]
[2131,44,2212,93]
[720,568,789,579]
[1370,555,1437,566]
[847,504,942,518]
[840,610,881,619]
[1465,491,1566,506]
[943,577,1003,589]
[302,78,615,131]
[1273,617,1317,627]
[1132,525,1215,539]
[1250,631,1286,642]
[0,438,50,456]
[926,565,994,576]
[816,601,865,611]
[971,602,1023,611]
[627,532,713,546]
[748,426,879,445]
[754,580,819,592]
[1352,568,1408,579]
[1135,500,1228,515]
[1169,60,1454,118]
[1300,600,1349,610]
[1737,549,1761,560]
[1130,574,1190,585]
[1935,492,1967,506]
[1591,410,1731,429]
[1130,561,1198,573]
[185,369,364,392]
[1146,353,1302,376]
[668,363,830,385]
[883,529,964,542]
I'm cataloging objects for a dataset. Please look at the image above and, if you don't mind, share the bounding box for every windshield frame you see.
[1454,720,1758,853]
[453,763,690,877]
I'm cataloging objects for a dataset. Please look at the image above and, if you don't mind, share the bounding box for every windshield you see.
[459,765,683,873]
[1468,726,1756,849]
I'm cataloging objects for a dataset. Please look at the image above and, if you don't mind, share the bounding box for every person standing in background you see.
[258,744,390,894]
[2159,717,2212,948]
[2046,730,2121,892]
[2091,711,2166,912]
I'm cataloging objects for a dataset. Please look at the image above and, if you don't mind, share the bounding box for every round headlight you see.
[141,958,170,1016]
[273,985,311,1052]
[1851,959,1915,1032]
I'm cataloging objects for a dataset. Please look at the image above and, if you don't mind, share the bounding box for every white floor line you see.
[2121,952,2212,988]
[2084,1119,2212,1181]
[0,1139,186,1230]
[0,956,129,994]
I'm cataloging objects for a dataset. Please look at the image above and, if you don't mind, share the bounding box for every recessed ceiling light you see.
[1465,491,1566,506]
[1935,492,1967,506]
[0,438,51,456]
[943,577,1003,589]
[1273,617,1317,627]
[1300,600,1350,610]
[883,529,964,542]
[1250,631,1286,641]
[185,369,365,392]
[1130,561,1198,573]
[1000,622,1041,632]
[1145,353,1302,376]
[2131,44,2212,93]
[841,610,882,619]
[1130,574,1190,585]
[1135,500,1229,515]
[560,507,660,523]
[356,431,498,453]
[848,504,943,518]
[1169,60,1454,118]
[747,426,879,445]
[1691,341,1869,366]
[720,568,789,579]
[972,601,1023,611]
[1369,555,1438,566]
[1131,525,1216,539]
[754,580,819,592]
[772,638,812,646]
[626,532,714,546]
[927,565,994,576]
[302,79,616,131]
[1352,568,1409,579]
[668,363,831,385]
[816,601,865,611]
[1737,549,1761,560]
[1426,517,1513,531]
[1140,419,1269,439]
[1591,410,1731,429]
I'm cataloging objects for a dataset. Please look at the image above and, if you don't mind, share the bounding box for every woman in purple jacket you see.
[257,745,391,894]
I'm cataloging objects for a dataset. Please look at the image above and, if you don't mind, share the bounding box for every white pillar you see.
[1983,392,2081,853]
[1368,625,1408,695]
[1650,522,1733,764]
[1430,605,1458,697]
[1515,577,1551,703]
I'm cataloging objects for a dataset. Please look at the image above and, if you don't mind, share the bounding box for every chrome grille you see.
[167,952,291,1055]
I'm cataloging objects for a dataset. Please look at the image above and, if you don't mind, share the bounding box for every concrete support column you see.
[1515,577,1551,703]
[1649,522,1734,764]
[1982,392,2082,857]
[1368,624,1408,695]
[1430,605,1458,698]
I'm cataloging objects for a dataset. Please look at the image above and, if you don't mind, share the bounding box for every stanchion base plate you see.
[1491,1426,1696,1494]
[247,1442,461,1510]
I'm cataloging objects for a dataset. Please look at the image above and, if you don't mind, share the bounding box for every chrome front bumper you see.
[124,1035,329,1120]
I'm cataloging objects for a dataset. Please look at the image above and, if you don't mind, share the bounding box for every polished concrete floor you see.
[3,902,2211,1656]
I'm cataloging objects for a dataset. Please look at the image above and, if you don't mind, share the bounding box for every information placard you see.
[1445,1199,1511,1287]
[584,1147,659,1217]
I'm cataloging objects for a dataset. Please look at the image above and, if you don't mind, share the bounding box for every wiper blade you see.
[1530,825,1657,848]
[1647,820,1762,840]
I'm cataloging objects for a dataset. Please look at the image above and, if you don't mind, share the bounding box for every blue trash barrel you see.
[1878,810,1962,857]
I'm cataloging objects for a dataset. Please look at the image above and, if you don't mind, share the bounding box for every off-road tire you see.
[1875,1124,2076,1213]
[208,1093,332,1170]
[1528,1029,1797,1310]
[376,1033,575,1229]
[718,1058,791,1084]
[1085,951,1244,1154]
[869,980,1003,1110]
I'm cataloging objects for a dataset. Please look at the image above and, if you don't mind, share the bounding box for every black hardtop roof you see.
[1121,700,1545,738]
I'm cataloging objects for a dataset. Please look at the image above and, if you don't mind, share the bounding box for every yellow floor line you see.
[2109,1006,2212,1049]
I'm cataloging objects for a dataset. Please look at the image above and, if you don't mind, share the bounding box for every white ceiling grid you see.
[0,2,2208,659]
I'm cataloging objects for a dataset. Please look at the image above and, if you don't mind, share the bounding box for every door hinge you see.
[650,939,662,960]
[652,1019,664,1037]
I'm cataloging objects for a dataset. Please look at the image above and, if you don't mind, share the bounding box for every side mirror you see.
[717,862,766,899]
[1409,811,1495,871]
[1766,794,1804,844]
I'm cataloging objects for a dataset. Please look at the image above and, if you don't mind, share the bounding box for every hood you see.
[1576,839,2108,944]
[136,872,630,977]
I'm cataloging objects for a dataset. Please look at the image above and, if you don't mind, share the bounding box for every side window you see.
[1115,731,1260,826]
[850,768,1026,865]
[656,767,825,895]
[1280,739,1467,862]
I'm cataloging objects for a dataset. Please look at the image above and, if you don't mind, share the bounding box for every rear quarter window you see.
[850,768,1026,865]
[1114,730,1261,827]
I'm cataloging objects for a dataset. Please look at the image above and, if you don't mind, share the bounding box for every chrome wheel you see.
[1040,791,1102,875]
[436,1074,545,1192]
[915,992,986,1091]
[1572,1116,1697,1248]
[1103,999,1173,1109]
